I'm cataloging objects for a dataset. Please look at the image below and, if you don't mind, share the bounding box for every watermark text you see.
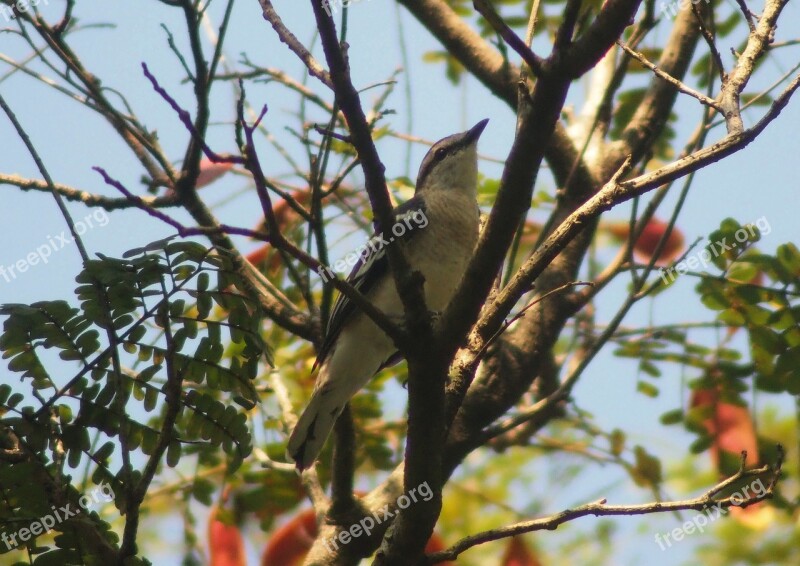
[1,0,50,22]
[321,0,373,17]
[654,477,767,550]
[0,209,110,284]
[316,209,428,283]
[1,482,115,550]
[322,481,433,552]
[660,216,771,285]
[659,0,710,19]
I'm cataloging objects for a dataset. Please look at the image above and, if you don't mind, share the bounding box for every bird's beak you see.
[463,118,489,144]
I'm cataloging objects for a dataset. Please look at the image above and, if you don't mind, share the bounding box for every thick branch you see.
[478,72,800,352]
[561,0,641,77]
[396,0,599,208]
[309,0,428,339]
[440,0,641,364]
[306,6,445,563]
[397,0,517,105]
[718,0,790,133]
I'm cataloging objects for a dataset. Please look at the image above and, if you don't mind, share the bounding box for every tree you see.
[1,0,798,564]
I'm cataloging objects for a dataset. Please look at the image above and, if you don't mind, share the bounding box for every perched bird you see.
[287,119,489,470]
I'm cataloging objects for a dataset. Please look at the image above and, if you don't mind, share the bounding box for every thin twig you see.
[92,165,404,346]
[734,0,756,33]
[617,41,723,111]
[691,3,726,84]
[141,62,243,166]
[257,0,333,88]
[1,173,178,210]
[473,0,544,76]
[472,281,594,368]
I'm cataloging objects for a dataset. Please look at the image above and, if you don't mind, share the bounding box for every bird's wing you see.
[314,196,427,369]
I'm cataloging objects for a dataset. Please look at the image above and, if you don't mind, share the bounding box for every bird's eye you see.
[435,147,447,160]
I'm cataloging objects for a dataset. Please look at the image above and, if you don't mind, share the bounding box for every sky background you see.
[2,0,799,564]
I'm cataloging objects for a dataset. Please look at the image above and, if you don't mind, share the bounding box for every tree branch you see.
[718,0,790,134]
[429,450,783,563]
[617,40,723,111]
[472,0,544,75]
[1,174,179,210]
[479,70,800,347]
[610,3,705,165]
[257,0,334,88]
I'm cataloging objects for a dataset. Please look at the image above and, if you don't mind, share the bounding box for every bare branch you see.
[471,281,594,370]
[479,69,800,346]
[691,3,726,83]
[617,40,723,111]
[429,452,783,563]
[141,62,244,166]
[718,0,790,134]
[0,174,178,211]
[735,0,757,33]
[219,63,335,112]
[561,0,642,78]
[22,14,176,184]
[268,369,329,513]
[0,95,89,262]
[554,0,583,51]
[257,0,333,88]
[472,0,544,75]
[397,0,517,106]
[610,2,704,165]
[396,0,599,202]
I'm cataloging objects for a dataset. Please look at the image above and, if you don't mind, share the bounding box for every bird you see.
[287,119,489,470]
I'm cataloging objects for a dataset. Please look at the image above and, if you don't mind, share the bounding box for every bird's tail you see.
[286,387,344,470]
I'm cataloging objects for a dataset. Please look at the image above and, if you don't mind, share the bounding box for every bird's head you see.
[415,119,488,196]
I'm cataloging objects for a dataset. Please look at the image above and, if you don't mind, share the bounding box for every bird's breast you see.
[406,194,479,310]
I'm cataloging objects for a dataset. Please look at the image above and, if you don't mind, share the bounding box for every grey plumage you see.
[287,119,488,470]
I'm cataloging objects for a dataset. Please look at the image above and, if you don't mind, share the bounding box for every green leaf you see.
[660,409,684,425]
[0,384,10,405]
[631,446,662,488]
[609,429,626,457]
[639,359,661,378]
[166,439,182,467]
[636,380,659,397]
[94,441,115,462]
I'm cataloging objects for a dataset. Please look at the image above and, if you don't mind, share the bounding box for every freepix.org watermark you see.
[1,482,115,550]
[316,209,428,283]
[0,0,49,22]
[321,0,372,17]
[321,481,434,553]
[654,477,767,550]
[0,209,110,284]
[660,216,771,285]
[658,0,710,19]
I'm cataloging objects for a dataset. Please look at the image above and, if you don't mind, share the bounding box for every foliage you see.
[0,238,268,563]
